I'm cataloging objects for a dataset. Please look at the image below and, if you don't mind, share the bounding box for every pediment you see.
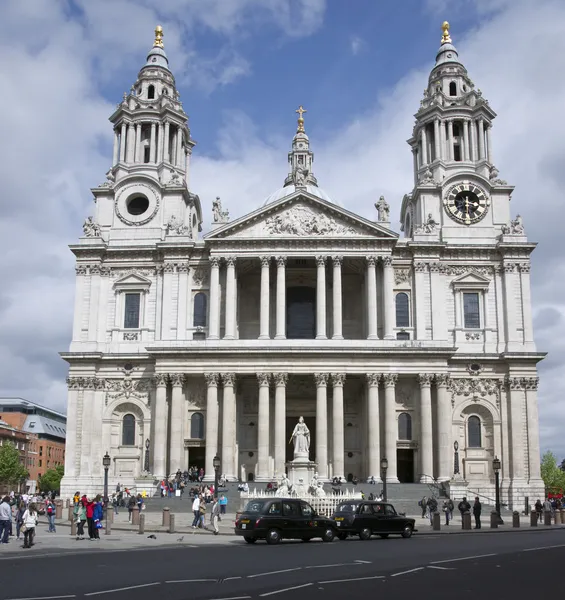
[206,191,398,240]
[113,272,152,290]
[451,270,491,289]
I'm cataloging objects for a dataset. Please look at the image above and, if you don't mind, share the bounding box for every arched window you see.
[398,413,412,440]
[468,416,481,448]
[449,81,457,96]
[147,85,155,99]
[395,293,410,328]
[193,292,208,327]
[122,414,135,446]
[190,413,204,439]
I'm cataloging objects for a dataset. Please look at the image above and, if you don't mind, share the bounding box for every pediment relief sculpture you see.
[265,205,358,236]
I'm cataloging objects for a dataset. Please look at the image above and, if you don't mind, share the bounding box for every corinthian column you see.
[332,374,346,481]
[126,122,135,163]
[382,256,394,339]
[169,374,185,473]
[259,256,271,339]
[366,374,381,482]
[383,373,399,482]
[204,373,219,480]
[435,374,451,482]
[332,256,343,339]
[256,373,271,480]
[275,256,287,340]
[366,256,378,339]
[478,118,485,159]
[208,257,221,339]
[224,257,236,339]
[314,373,329,478]
[221,373,237,480]
[316,256,327,339]
[273,373,288,477]
[418,374,434,482]
[119,122,127,162]
[149,122,157,163]
[153,374,169,478]
[164,121,171,163]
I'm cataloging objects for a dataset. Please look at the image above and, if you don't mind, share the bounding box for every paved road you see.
[0,529,563,599]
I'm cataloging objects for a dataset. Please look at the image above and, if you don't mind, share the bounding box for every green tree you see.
[39,465,65,493]
[540,451,565,493]
[0,442,28,487]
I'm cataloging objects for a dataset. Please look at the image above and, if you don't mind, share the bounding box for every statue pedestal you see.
[286,457,317,497]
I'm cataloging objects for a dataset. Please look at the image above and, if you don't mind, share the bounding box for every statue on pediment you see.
[83,216,101,237]
[375,195,390,222]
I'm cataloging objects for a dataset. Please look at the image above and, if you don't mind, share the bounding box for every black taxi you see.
[235,498,337,545]
[332,500,416,540]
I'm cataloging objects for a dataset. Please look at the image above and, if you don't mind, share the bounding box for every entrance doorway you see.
[397,449,414,483]
[188,447,205,471]
[287,287,316,339]
[285,416,316,464]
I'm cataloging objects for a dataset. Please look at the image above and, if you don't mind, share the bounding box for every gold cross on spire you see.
[441,21,452,45]
[154,25,164,48]
[295,105,307,132]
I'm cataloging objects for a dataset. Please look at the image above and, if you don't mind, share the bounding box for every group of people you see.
[71,492,104,540]
[419,495,482,527]
[190,492,228,535]
[534,497,562,521]
[158,468,209,498]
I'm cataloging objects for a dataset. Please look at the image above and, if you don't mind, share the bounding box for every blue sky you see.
[1,0,565,459]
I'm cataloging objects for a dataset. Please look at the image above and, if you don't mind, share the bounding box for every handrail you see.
[465,487,508,508]
[419,475,509,508]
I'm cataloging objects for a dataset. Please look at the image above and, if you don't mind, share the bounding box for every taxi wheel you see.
[378,533,389,539]
[337,532,348,540]
[322,528,335,543]
[359,528,372,541]
[401,525,413,538]
[244,536,256,544]
[266,528,281,545]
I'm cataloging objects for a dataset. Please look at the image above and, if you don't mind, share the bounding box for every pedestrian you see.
[211,497,220,535]
[419,496,427,519]
[543,497,552,520]
[46,498,56,533]
[446,498,454,525]
[127,495,136,521]
[92,495,103,540]
[427,496,438,524]
[0,496,12,544]
[85,495,96,540]
[192,494,201,528]
[458,496,471,520]
[21,502,38,548]
[15,500,26,540]
[473,497,482,529]
[112,494,119,515]
[136,493,144,514]
[74,498,87,540]
[535,499,543,522]
[198,495,207,529]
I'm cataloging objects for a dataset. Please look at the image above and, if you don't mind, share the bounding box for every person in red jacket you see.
[84,496,96,540]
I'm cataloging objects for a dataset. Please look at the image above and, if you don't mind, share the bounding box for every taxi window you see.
[373,503,384,514]
[336,503,357,513]
[360,504,373,514]
[267,501,282,515]
[300,502,314,517]
[283,501,301,517]
[384,504,396,516]
[245,500,267,513]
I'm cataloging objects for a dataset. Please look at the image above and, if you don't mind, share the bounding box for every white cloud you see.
[350,35,366,56]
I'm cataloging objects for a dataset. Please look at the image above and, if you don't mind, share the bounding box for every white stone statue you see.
[290,416,310,458]
[375,196,390,222]
[422,213,438,233]
[212,196,229,223]
[293,166,308,187]
[511,214,524,235]
[275,473,292,497]
[83,216,101,238]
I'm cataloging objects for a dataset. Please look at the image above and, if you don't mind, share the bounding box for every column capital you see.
[383,373,398,387]
[332,373,346,387]
[435,374,450,388]
[418,373,433,388]
[366,373,381,387]
[274,373,288,387]
[366,255,378,268]
[414,261,428,273]
[332,255,343,267]
[256,372,271,387]
[210,256,221,268]
[154,373,169,387]
[260,256,271,268]
[523,377,539,390]
[315,255,327,267]
[204,372,219,387]
[506,376,525,390]
[314,373,329,387]
[276,255,287,267]
[225,256,236,267]
[170,373,185,387]
[381,255,393,268]
[222,372,236,387]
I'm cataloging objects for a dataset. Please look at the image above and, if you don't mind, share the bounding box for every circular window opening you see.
[127,195,149,216]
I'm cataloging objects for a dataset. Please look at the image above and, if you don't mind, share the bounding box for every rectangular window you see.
[124,293,141,328]
[463,292,481,329]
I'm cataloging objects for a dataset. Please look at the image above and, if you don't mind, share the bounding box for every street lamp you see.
[380,457,389,502]
[493,456,504,525]
[102,452,111,532]
[213,455,221,499]
[144,439,150,473]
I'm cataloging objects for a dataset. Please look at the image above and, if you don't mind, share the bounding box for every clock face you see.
[444,182,489,225]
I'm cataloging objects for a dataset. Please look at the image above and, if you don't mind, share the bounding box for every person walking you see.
[419,496,427,519]
[92,495,103,540]
[192,494,201,528]
[46,498,56,533]
[211,497,220,535]
[198,495,207,529]
[0,496,12,544]
[427,496,438,525]
[535,499,543,523]
[74,498,87,540]
[15,501,26,540]
[473,497,482,529]
[219,494,227,516]
[127,495,136,521]
[21,502,38,548]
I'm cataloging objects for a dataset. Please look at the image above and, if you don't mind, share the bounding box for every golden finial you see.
[441,21,452,44]
[154,25,164,48]
[295,105,307,132]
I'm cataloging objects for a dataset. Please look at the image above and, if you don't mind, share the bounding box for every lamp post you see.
[380,457,388,502]
[493,456,503,525]
[102,452,111,531]
[453,441,460,476]
[213,455,221,499]
[144,439,150,473]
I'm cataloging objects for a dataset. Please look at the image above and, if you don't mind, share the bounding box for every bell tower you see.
[400,22,514,244]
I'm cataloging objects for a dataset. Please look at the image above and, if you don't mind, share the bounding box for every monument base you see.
[286,457,317,497]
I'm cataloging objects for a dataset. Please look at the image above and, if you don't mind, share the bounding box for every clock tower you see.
[400,22,515,244]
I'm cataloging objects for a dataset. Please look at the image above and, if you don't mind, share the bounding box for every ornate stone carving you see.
[332,374,346,387]
[375,196,390,222]
[414,213,438,234]
[166,215,190,236]
[382,256,393,268]
[265,206,356,236]
[465,332,481,341]
[154,373,169,387]
[99,169,115,188]
[366,255,378,268]
[504,263,516,274]
[170,373,185,387]
[105,374,152,404]
[506,377,525,391]
[83,216,101,237]
[429,262,442,273]
[163,263,176,274]
[414,261,428,273]
[383,373,398,387]
[489,165,508,186]
[212,196,229,223]
[274,373,288,387]
[225,257,237,268]
[435,374,450,387]
[256,373,271,387]
[450,377,502,399]
[100,266,111,277]
[518,263,531,274]
[260,256,271,268]
[315,255,326,267]
[123,332,139,341]
[210,257,220,269]
[76,265,88,276]
[394,268,411,285]
[417,374,433,387]
[90,265,101,276]
[66,377,84,390]
[222,373,236,387]
[366,373,381,387]
[523,377,539,391]
[314,373,329,387]
[204,373,219,387]
[466,363,484,376]
[501,214,525,236]
[177,264,190,274]
[192,266,209,286]
[332,255,343,267]
[276,256,287,268]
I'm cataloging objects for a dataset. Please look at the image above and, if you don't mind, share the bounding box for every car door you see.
[380,504,400,533]
[282,500,302,538]
[371,502,387,532]
[358,503,374,532]
[299,501,317,538]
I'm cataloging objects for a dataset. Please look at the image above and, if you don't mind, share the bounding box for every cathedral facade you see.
[61,24,545,508]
